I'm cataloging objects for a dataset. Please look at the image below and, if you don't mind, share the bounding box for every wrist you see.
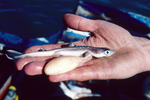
[134,36,150,71]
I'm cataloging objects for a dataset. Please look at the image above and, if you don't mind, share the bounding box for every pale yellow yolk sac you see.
[44,56,83,75]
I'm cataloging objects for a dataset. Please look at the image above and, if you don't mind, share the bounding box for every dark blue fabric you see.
[0,1,150,51]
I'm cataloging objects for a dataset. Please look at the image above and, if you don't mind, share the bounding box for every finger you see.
[16,44,64,70]
[63,14,99,32]
[16,41,84,70]
[63,14,131,49]
[24,61,47,75]
[16,56,53,70]
[63,14,128,34]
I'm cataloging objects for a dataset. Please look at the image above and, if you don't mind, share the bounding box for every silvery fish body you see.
[6,44,116,60]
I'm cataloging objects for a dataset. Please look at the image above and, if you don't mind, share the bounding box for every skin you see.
[16,14,150,82]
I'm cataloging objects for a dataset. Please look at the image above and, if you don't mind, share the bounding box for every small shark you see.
[5,43,116,60]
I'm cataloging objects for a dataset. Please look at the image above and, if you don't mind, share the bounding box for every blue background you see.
[0,0,150,38]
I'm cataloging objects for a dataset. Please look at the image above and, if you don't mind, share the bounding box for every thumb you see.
[48,58,113,82]
[63,14,99,32]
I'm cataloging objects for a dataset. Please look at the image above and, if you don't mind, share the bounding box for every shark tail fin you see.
[5,50,23,60]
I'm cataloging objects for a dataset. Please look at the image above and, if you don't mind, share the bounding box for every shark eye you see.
[104,50,110,55]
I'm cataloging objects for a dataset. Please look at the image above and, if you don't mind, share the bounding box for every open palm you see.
[16,14,150,82]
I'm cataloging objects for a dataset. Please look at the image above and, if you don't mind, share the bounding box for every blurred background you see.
[0,0,150,100]
[0,0,150,38]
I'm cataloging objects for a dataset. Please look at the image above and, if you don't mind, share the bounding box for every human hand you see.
[16,14,150,82]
